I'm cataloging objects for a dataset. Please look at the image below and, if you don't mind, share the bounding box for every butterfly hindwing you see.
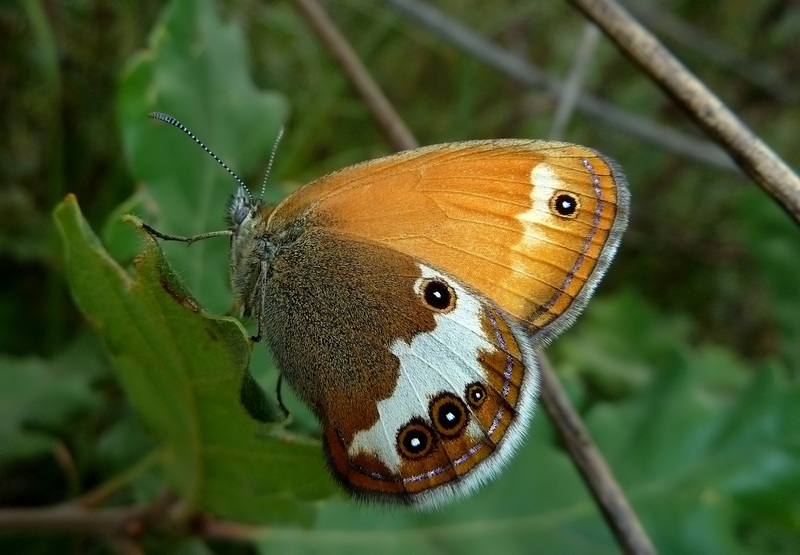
[251,225,539,505]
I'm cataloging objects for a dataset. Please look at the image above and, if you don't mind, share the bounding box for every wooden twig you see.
[292,1,656,554]
[292,0,418,151]
[0,494,260,545]
[633,5,792,102]
[0,494,172,539]
[567,0,800,224]
[549,22,601,140]
[537,351,657,555]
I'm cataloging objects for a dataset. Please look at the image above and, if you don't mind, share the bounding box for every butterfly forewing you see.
[268,140,628,340]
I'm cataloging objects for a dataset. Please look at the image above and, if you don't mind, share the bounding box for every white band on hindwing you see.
[346,264,539,506]
[348,265,494,471]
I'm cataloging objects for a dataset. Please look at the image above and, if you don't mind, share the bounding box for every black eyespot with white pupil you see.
[466,382,487,408]
[421,279,456,312]
[551,191,580,218]
[430,393,468,438]
[397,419,435,459]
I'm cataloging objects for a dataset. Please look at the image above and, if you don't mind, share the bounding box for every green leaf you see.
[116,0,289,314]
[738,186,800,373]
[0,335,102,462]
[54,195,337,524]
[596,365,800,554]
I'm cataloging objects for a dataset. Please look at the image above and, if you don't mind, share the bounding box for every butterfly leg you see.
[275,373,291,421]
[141,222,233,244]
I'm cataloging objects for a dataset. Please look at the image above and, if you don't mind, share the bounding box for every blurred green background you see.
[1,0,799,553]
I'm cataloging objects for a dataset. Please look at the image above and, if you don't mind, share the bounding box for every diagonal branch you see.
[567,0,800,223]
[292,0,418,151]
[549,22,602,140]
[536,351,657,555]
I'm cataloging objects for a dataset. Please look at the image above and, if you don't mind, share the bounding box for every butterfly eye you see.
[397,419,435,459]
[465,382,487,408]
[550,191,581,218]
[420,278,456,312]
[232,205,250,225]
[227,188,252,227]
[429,393,468,438]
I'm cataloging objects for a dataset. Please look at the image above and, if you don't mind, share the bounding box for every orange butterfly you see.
[146,112,629,507]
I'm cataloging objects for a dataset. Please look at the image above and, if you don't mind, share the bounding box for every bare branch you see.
[550,23,601,140]
[292,0,418,151]
[537,351,657,555]
[0,503,152,539]
[568,0,800,223]
[0,493,260,545]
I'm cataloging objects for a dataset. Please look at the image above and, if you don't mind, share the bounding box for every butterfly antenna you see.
[148,112,253,200]
[257,125,285,205]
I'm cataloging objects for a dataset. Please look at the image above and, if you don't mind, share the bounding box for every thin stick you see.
[292,0,418,151]
[549,23,601,140]
[537,351,657,555]
[294,1,656,553]
[0,494,175,538]
[567,0,800,224]
[0,494,260,543]
[0,505,146,536]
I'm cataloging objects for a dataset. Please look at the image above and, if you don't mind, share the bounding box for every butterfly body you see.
[220,139,629,506]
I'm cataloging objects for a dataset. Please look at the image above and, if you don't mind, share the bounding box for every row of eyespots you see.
[396,382,487,460]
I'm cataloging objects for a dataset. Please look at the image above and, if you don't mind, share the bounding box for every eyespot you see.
[465,382,487,409]
[419,278,456,312]
[429,393,468,438]
[551,191,580,218]
[397,419,435,459]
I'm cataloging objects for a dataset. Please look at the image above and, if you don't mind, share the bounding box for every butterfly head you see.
[227,184,258,232]
[147,111,283,235]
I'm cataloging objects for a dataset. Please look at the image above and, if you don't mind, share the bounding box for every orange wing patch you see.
[271,140,626,330]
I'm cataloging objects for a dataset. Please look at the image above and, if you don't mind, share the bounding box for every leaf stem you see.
[77,450,164,509]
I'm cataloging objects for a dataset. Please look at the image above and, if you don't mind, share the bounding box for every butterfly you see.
[145,112,629,507]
